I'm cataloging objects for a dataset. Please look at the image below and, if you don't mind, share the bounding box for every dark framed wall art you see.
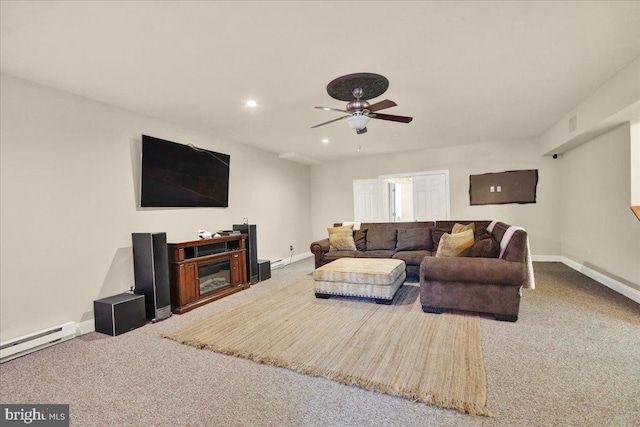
[469,169,538,205]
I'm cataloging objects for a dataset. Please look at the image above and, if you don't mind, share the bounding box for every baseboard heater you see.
[0,322,76,363]
[271,259,284,269]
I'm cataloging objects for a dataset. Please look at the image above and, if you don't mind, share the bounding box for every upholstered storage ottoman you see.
[313,258,406,304]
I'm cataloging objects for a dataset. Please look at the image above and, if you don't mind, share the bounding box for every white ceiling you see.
[2,1,639,163]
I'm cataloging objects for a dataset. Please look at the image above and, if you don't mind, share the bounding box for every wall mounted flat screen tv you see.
[140,135,230,208]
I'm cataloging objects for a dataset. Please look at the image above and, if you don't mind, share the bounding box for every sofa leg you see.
[315,293,331,299]
[494,314,518,322]
[375,298,393,305]
[422,305,442,314]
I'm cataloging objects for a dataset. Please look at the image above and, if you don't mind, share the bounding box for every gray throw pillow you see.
[469,237,500,258]
[396,228,433,251]
[354,229,367,251]
[432,227,450,247]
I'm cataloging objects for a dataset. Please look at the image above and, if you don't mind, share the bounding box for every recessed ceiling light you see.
[246,100,257,108]
[322,139,329,144]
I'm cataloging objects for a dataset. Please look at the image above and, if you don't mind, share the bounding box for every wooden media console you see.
[167,234,249,314]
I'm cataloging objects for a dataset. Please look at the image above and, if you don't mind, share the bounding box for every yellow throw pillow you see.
[435,229,475,257]
[327,225,357,251]
[452,222,475,235]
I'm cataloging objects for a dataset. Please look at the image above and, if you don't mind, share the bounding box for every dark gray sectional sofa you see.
[310,220,530,321]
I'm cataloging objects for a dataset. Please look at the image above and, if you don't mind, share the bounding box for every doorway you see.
[353,170,450,222]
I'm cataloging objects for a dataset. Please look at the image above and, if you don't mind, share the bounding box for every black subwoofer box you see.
[258,259,271,282]
[94,293,146,336]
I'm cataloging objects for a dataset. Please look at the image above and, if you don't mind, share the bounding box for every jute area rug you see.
[165,276,491,416]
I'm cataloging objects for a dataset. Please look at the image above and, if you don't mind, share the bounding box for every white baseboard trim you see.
[271,251,312,269]
[533,255,640,304]
[76,319,95,336]
[290,251,312,264]
[531,255,563,262]
[560,256,640,304]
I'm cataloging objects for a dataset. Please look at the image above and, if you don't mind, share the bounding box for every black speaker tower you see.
[233,224,258,284]
[132,232,172,322]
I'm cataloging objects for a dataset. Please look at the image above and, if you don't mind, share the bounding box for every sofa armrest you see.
[420,256,525,286]
[310,238,330,268]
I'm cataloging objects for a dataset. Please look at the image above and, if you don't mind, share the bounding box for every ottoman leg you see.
[494,313,518,322]
[315,293,331,299]
[375,281,403,305]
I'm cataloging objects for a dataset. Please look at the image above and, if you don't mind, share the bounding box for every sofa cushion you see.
[395,228,433,251]
[392,250,432,265]
[469,237,500,258]
[354,229,368,251]
[324,250,358,262]
[366,228,397,250]
[474,225,489,240]
[327,225,357,251]
[452,222,475,234]
[355,250,396,258]
[490,222,510,243]
[474,231,492,242]
[435,230,474,257]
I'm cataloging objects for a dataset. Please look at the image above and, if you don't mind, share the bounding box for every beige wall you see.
[310,138,562,256]
[310,131,639,293]
[3,72,636,342]
[560,123,640,290]
[0,75,312,341]
[540,56,640,156]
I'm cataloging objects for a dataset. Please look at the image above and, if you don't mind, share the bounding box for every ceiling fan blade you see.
[371,113,413,123]
[314,106,347,113]
[367,99,397,112]
[311,115,350,128]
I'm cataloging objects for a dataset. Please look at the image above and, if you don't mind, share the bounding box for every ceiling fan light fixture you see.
[347,115,371,130]
[311,73,413,133]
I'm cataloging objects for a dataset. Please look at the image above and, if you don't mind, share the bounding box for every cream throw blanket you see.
[487,221,535,290]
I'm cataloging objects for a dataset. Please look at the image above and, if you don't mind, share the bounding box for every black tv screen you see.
[140,135,230,207]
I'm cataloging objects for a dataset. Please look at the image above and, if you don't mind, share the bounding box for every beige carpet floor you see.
[1,260,639,426]
[165,276,491,416]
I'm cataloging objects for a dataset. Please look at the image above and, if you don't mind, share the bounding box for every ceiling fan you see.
[312,72,413,135]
